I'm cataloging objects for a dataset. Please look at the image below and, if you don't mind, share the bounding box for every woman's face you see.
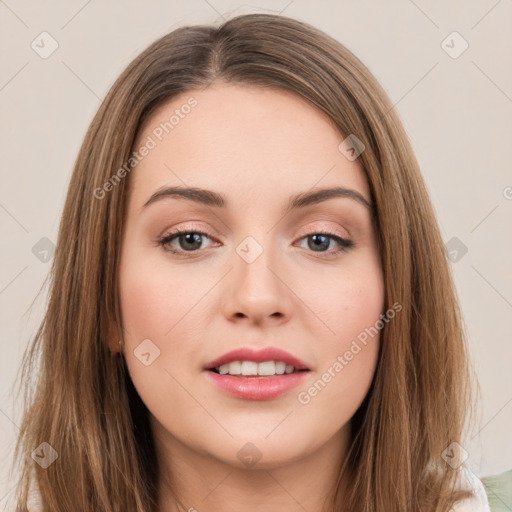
[116,83,385,470]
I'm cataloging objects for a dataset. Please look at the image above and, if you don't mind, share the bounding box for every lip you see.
[203,347,311,401]
[204,371,309,400]
[204,347,310,371]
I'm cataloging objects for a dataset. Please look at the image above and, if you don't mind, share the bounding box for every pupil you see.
[181,233,202,250]
[309,234,329,252]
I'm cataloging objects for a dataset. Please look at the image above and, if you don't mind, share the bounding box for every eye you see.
[157,227,354,257]
[158,228,218,254]
[296,230,354,255]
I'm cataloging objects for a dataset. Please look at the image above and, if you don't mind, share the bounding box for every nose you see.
[221,242,292,327]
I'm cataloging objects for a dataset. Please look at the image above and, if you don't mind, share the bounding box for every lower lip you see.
[204,370,310,400]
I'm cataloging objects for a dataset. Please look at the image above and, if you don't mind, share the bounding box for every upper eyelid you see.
[160,225,350,240]
[160,218,351,237]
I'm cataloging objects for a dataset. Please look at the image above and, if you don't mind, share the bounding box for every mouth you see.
[203,347,311,400]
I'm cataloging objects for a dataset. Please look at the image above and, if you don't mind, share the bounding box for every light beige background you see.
[1,0,511,507]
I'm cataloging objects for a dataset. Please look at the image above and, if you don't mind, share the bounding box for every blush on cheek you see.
[119,278,162,338]
[118,258,185,338]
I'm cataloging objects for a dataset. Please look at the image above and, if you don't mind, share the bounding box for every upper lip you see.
[204,347,310,371]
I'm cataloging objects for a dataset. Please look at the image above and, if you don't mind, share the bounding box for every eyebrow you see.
[142,185,373,213]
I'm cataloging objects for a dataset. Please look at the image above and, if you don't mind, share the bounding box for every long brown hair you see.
[11,13,475,511]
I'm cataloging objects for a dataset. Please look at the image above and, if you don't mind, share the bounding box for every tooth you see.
[217,360,296,376]
[218,364,230,375]
[241,361,258,375]
[228,361,241,375]
[257,361,276,376]
[275,362,286,375]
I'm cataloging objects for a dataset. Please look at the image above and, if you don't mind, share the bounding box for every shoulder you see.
[451,466,491,512]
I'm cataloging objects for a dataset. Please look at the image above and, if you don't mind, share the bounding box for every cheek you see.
[117,244,220,402]
[297,344,378,436]
[118,247,208,341]
[293,251,385,344]
[119,271,171,337]
[118,266,200,434]
[293,255,384,420]
[295,304,382,435]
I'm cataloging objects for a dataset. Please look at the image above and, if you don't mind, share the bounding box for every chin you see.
[203,434,316,471]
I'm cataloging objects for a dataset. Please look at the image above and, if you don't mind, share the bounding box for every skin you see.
[110,83,385,512]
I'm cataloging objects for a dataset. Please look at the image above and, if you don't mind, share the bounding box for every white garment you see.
[451,466,491,512]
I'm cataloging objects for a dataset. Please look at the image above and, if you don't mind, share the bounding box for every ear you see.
[107,317,122,354]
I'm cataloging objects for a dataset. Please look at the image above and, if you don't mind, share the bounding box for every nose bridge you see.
[234,232,279,292]
[223,231,290,322]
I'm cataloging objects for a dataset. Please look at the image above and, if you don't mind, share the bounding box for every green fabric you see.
[482,470,512,511]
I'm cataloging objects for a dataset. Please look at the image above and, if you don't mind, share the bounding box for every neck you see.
[152,417,351,512]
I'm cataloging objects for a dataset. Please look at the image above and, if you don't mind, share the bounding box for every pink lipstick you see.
[203,347,310,401]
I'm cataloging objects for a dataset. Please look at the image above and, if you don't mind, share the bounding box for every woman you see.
[11,13,490,512]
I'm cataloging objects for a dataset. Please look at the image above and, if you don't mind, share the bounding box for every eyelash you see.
[157,226,354,258]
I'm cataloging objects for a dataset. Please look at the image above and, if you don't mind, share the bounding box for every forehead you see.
[129,84,369,207]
